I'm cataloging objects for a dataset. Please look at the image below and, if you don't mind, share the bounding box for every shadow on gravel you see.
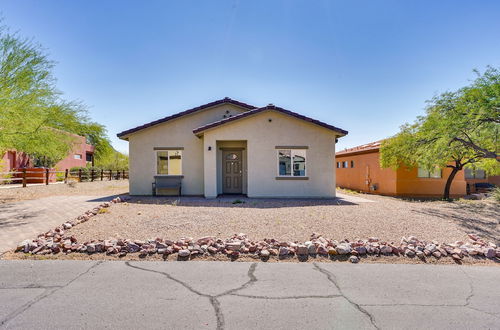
[121,195,357,208]
[86,193,130,203]
[411,205,500,245]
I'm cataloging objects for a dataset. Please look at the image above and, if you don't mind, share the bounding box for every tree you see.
[0,23,113,167]
[381,67,500,200]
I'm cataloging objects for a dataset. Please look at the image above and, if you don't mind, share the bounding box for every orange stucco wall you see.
[336,151,397,195]
[336,150,468,198]
[395,167,466,197]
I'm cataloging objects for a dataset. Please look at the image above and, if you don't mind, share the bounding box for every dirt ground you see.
[64,193,500,245]
[0,180,129,203]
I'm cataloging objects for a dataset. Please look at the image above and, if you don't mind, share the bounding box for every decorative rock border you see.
[15,196,500,263]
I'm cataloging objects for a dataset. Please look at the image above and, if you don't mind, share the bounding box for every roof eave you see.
[192,105,349,137]
[116,97,257,139]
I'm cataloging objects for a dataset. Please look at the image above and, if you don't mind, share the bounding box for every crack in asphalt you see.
[460,268,500,320]
[125,261,258,330]
[313,263,380,330]
[0,261,103,328]
[229,293,343,300]
[0,285,63,290]
[312,265,500,322]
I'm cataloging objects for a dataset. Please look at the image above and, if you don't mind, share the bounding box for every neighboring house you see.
[335,141,497,198]
[1,134,95,172]
[117,97,348,198]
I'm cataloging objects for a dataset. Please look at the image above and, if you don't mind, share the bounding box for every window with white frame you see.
[156,150,182,175]
[417,166,441,178]
[278,149,306,176]
[74,154,82,160]
[342,161,348,168]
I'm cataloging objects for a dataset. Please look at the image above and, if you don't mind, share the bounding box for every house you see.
[1,134,95,172]
[335,140,497,198]
[117,97,348,198]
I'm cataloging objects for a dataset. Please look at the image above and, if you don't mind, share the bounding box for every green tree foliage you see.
[381,67,500,199]
[0,23,113,167]
[94,148,129,170]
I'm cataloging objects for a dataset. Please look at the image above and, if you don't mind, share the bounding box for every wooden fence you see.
[0,169,128,188]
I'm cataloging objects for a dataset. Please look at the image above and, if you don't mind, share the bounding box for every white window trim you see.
[155,150,183,176]
[276,149,307,177]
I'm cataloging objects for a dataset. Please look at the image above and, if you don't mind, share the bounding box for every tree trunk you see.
[443,167,459,200]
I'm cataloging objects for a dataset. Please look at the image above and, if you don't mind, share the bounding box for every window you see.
[156,150,182,175]
[74,154,82,160]
[278,149,306,176]
[336,162,340,168]
[417,166,441,178]
[464,168,486,179]
[342,161,348,168]
[86,153,93,162]
[351,160,354,168]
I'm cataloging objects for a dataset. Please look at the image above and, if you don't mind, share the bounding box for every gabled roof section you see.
[117,97,257,139]
[193,104,348,137]
[336,140,382,156]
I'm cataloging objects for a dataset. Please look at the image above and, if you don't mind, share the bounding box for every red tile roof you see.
[117,97,257,139]
[193,104,348,136]
[336,140,382,156]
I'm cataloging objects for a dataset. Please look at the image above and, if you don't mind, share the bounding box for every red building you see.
[1,134,95,172]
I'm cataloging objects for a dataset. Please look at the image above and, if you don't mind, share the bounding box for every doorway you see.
[222,150,243,194]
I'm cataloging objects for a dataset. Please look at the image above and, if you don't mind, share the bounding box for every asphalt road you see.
[0,261,498,329]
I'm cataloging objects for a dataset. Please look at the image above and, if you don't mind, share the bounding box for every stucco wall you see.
[126,104,248,195]
[202,111,338,198]
[55,135,95,170]
[336,151,397,195]
[336,149,468,197]
[396,167,467,197]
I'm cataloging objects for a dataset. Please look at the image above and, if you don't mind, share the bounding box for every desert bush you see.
[492,187,500,202]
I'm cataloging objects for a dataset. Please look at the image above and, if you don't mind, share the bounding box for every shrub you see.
[492,187,500,202]
[0,161,12,185]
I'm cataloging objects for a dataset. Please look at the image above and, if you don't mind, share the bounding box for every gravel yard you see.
[0,180,129,203]
[66,192,500,244]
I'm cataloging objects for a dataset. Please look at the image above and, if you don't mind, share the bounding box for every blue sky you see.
[2,0,500,153]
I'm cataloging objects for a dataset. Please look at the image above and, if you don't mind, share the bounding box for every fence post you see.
[100,169,104,181]
[122,170,125,179]
[109,170,112,180]
[91,169,95,182]
[65,169,68,183]
[45,168,49,185]
[22,169,27,188]
[78,169,82,182]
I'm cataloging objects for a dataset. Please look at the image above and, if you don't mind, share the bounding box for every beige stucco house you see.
[117,98,348,198]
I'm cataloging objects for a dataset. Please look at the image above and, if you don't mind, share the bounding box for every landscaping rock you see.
[336,243,351,255]
[485,248,496,259]
[405,250,416,257]
[307,244,317,255]
[127,243,140,253]
[13,203,500,264]
[178,249,190,257]
[296,245,308,255]
[260,250,270,257]
[279,247,289,256]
